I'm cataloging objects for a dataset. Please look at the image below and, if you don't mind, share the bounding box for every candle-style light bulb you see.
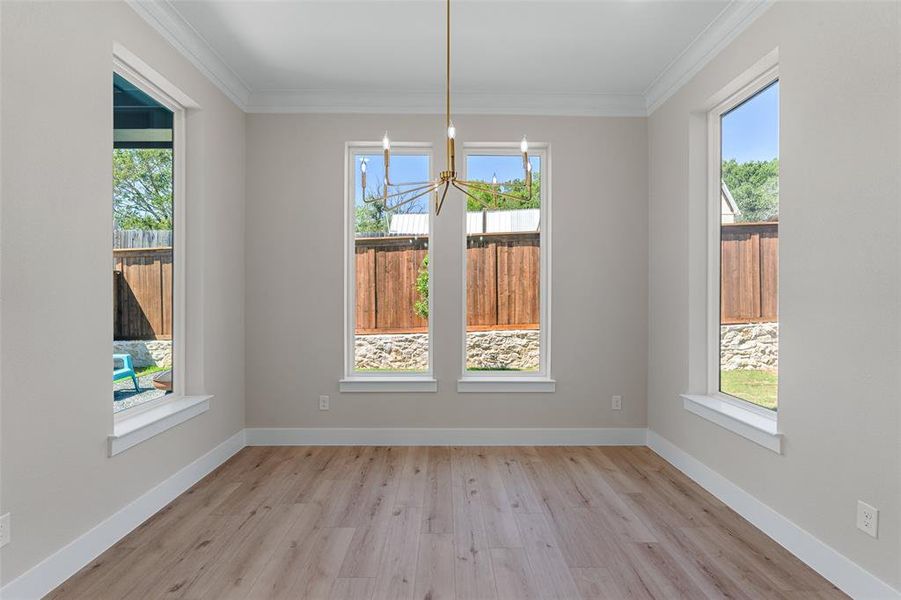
[382,132,391,150]
[492,173,497,186]
[361,159,367,174]
[520,136,529,153]
[447,122,456,140]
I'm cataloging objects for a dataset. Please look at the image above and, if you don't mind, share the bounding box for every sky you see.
[721,81,779,162]
[354,152,539,212]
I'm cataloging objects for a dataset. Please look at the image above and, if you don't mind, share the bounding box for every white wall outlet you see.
[0,513,10,548]
[611,395,622,410]
[319,395,330,411]
[857,501,878,538]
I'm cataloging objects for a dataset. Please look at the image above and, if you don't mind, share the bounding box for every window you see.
[112,72,177,413]
[710,74,779,412]
[342,143,435,390]
[459,145,551,389]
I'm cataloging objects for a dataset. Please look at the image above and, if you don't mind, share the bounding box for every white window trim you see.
[457,142,554,393]
[340,142,437,393]
[684,49,781,453]
[110,45,209,454]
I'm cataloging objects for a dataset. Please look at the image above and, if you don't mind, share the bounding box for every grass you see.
[135,365,167,378]
[720,369,777,410]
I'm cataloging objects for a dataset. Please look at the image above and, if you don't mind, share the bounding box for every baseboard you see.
[647,430,901,600]
[245,427,648,446]
[0,429,246,600]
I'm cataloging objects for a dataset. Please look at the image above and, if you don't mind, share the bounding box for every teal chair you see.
[113,353,139,391]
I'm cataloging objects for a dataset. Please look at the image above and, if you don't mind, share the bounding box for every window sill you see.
[457,377,556,393]
[339,377,437,393]
[109,395,212,456]
[681,393,781,454]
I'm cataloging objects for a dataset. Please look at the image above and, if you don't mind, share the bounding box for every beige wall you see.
[0,1,245,585]
[647,1,900,589]
[245,114,648,429]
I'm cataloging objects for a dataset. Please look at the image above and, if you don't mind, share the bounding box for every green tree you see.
[113,149,174,230]
[465,172,541,211]
[721,158,779,222]
[413,254,429,319]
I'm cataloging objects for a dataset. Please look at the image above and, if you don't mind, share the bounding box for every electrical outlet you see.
[319,395,330,411]
[0,513,10,548]
[611,395,622,410]
[857,501,878,538]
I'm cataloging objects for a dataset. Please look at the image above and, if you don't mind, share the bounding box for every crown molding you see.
[126,0,251,109]
[246,89,647,117]
[644,0,775,114]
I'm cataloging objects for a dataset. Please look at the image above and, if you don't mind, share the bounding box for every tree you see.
[113,148,174,230]
[413,254,429,319]
[722,158,779,222]
[355,184,428,235]
[464,172,541,211]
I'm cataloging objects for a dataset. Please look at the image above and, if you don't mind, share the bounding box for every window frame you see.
[112,56,186,421]
[705,63,779,420]
[458,142,554,392]
[340,142,437,392]
[109,45,212,456]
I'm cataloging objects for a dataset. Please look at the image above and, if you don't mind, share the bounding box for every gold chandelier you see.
[361,0,532,216]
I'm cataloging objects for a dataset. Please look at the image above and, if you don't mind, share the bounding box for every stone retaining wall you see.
[113,340,172,368]
[720,323,778,371]
[354,330,540,371]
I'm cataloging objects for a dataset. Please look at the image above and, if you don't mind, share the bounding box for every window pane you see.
[465,154,541,372]
[113,73,175,412]
[719,81,779,409]
[353,153,430,372]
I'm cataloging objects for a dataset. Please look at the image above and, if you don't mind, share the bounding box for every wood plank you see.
[371,506,422,600]
[423,446,454,534]
[330,578,376,600]
[451,447,497,600]
[490,548,539,600]
[415,533,457,600]
[514,512,581,600]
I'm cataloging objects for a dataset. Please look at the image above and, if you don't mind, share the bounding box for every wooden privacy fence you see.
[721,222,778,324]
[355,232,539,334]
[114,247,172,340]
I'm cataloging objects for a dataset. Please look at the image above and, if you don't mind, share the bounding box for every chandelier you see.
[361,0,532,216]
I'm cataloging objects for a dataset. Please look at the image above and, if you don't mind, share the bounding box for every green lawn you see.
[135,365,167,378]
[720,369,777,410]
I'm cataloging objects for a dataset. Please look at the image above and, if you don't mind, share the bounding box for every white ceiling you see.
[130,0,772,115]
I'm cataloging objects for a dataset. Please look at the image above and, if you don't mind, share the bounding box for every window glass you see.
[464,153,542,372]
[112,73,175,412]
[352,152,431,373]
[719,81,779,410]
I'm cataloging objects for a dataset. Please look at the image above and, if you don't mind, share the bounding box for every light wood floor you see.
[49,446,845,599]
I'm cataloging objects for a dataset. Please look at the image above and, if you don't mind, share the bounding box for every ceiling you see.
[130,0,772,115]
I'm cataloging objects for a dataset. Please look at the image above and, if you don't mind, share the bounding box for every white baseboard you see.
[245,427,648,446]
[0,429,246,600]
[647,430,900,600]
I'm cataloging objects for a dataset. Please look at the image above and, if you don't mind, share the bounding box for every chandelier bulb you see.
[520,136,529,153]
[492,173,497,185]
[447,122,456,140]
[360,159,367,173]
[382,132,391,150]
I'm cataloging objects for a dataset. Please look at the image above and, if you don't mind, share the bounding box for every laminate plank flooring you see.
[48,447,845,599]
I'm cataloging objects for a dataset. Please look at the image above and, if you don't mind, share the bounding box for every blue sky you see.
[354,153,539,213]
[721,81,779,162]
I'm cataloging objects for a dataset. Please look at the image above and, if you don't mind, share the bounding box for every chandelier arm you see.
[436,181,450,216]
[456,180,536,204]
[383,183,442,212]
[451,181,488,208]
[376,181,441,203]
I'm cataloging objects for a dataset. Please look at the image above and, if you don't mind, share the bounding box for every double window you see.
[342,142,552,390]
